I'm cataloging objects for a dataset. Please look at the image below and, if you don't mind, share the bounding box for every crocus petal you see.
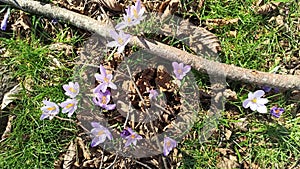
[109,30,119,40]
[99,65,107,76]
[242,99,251,108]
[115,22,127,30]
[257,105,267,113]
[91,122,102,128]
[249,103,258,111]
[40,114,49,120]
[257,98,268,105]
[107,41,119,48]
[117,45,125,53]
[125,139,133,147]
[183,65,191,74]
[253,90,265,98]
[105,104,116,110]
[91,137,101,147]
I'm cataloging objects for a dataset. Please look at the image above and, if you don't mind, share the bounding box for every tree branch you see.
[2,0,300,90]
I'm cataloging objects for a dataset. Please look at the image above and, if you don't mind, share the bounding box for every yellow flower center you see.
[177,69,182,74]
[118,37,124,45]
[127,17,132,22]
[251,98,257,103]
[166,140,171,147]
[102,96,107,104]
[133,9,138,18]
[131,134,136,139]
[69,87,76,93]
[97,130,104,136]
[275,109,280,114]
[66,103,74,109]
[47,106,56,111]
[104,77,109,83]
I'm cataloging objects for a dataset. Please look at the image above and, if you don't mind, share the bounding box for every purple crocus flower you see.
[270,106,284,118]
[120,128,131,138]
[130,0,145,24]
[172,62,191,80]
[59,98,78,117]
[94,65,117,93]
[115,7,137,30]
[163,137,177,156]
[40,100,60,120]
[149,89,159,100]
[242,90,268,113]
[262,86,272,93]
[1,9,10,31]
[93,90,116,110]
[124,127,142,147]
[106,30,131,53]
[63,82,79,98]
[90,122,113,147]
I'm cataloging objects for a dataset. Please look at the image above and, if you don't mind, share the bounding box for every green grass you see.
[1,0,300,168]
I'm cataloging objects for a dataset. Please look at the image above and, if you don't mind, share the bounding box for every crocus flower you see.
[130,0,145,24]
[115,7,137,30]
[90,122,113,147]
[149,89,158,100]
[163,137,177,156]
[124,127,142,147]
[93,90,116,110]
[120,128,131,138]
[94,65,117,93]
[63,82,79,98]
[59,98,78,117]
[172,62,191,80]
[242,90,268,113]
[40,100,60,120]
[1,9,10,31]
[107,30,131,53]
[270,106,284,118]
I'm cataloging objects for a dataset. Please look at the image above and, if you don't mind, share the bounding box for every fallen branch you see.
[2,0,300,90]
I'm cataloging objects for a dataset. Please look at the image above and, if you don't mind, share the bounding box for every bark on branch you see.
[2,0,300,90]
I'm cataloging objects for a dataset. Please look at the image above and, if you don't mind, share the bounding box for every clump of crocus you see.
[107,30,131,53]
[130,0,145,24]
[115,0,145,30]
[93,90,116,110]
[172,62,191,80]
[242,90,268,113]
[40,100,60,120]
[1,8,10,31]
[90,122,113,147]
[94,65,117,93]
[59,98,78,117]
[270,106,284,118]
[122,127,142,147]
[63,82,80,98]
[163,137,177,156]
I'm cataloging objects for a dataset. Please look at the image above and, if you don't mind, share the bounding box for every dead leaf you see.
[205,18,239,26]
[63,141,76,169]
[234,118,248,132]
[223,89,237,100]
[256,1,282,15]
[1,84,21,110]
[217,155,239,169]
[225,128,232,140]
[11,11,31,31]
[76,137,91,160]
[99,0,123,12]
[198,0,205,9]
[161,0,180,20]
[0,115,15,142]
